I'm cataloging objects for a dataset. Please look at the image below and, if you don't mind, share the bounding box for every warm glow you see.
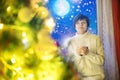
[7,6,11,12]
[15,67,22,72]
[34,4,39,9]
[22,32,27,37]
[28,49,34,54]
[18,78,22,80]
[37,7,49,19]
[42,11,45,15]
[44,18,55,31]
[0,0,73,80]
[41,54,54,60]
[0,23,4,29]
[22,38,28,44]
[26,74,34,79]
[11,58,16,64]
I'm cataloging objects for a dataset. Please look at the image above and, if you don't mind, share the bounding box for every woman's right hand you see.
[76,46,88,56]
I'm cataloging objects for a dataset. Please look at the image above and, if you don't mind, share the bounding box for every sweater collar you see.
[75,32,89,38]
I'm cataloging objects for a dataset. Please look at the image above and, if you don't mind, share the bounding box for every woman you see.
[66,14,105,80]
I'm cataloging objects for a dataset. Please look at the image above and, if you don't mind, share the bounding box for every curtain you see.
[97,0,119,79]
[112,0,120,76]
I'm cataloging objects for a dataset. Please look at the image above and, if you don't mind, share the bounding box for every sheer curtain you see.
[97,0,119,80]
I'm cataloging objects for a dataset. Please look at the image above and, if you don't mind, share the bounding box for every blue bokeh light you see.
[53,0,70,16]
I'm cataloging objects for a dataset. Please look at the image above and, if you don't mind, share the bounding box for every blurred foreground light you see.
[11,58,16,64]
[18,78,22,80]
[7,6,11,12]
[22,38,28,44]
[41,54,54,60]
[44,18,55,31]
[15,67,22,72]
[37,7,49,19]
[22,32,27,37]
[26,74,34,79]
[0,23,4,29]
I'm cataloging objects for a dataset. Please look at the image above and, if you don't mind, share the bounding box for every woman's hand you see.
[76,46,88,56]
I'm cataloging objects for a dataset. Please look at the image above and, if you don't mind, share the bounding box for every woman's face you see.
[75,19,88,34]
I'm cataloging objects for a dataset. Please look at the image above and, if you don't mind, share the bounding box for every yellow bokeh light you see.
[40,54,54,61]
[15,67,22,72]
[22,32,27,37]
[7,6,11,12]
[18,7,34,23]
[44,17,56,31]
[22,38,28,44]
[26,74,34,80]
[11,58,16,64]
[37,7,49,19]
[0,23,4,29]
[18,78,22,80]
[0,0,74,80]
[27,48,34,54]
[30,0,42,9]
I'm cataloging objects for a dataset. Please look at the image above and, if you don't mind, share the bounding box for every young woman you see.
[67,14,105,80]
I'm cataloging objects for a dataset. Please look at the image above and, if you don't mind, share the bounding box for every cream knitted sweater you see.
[67,32,105,79]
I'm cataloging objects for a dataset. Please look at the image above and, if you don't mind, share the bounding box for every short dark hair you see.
[73,14,89,27]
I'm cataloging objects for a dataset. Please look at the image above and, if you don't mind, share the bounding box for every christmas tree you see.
[0,0,80,80]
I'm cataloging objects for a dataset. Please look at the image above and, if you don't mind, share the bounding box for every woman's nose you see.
[79,23,83,27]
